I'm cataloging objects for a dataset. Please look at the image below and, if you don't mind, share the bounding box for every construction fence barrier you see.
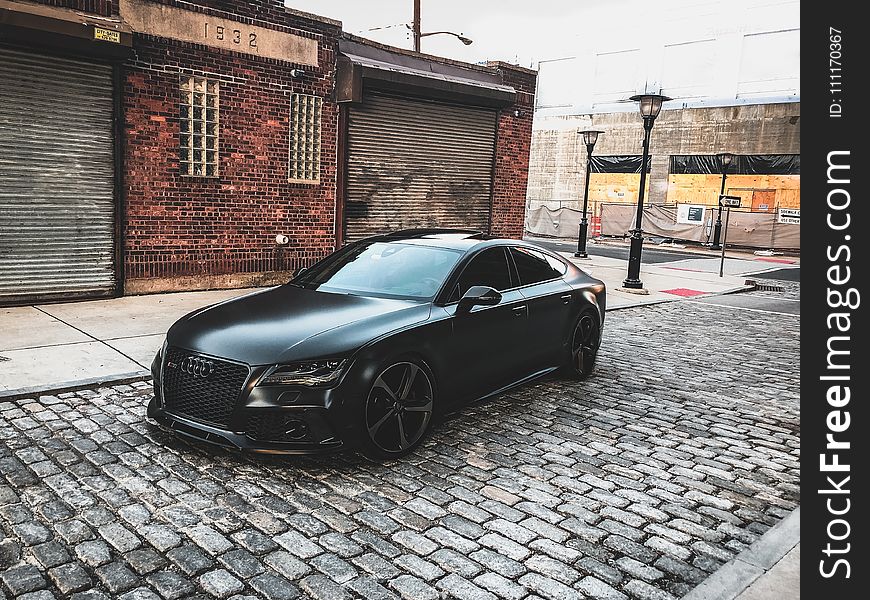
[525,203,799,250]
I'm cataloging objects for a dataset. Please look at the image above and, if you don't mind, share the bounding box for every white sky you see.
[284,0,601,66]
[284,1,800,68]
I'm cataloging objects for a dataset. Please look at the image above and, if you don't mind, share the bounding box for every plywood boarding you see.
[666,174,800,209]
[587,173,650,215]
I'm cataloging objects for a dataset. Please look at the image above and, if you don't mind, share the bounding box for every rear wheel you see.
[565,309,601,380]
[359,360,435,460]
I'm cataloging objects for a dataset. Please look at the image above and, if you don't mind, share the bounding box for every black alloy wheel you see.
[569,310,601,379]
[361,361,434,460]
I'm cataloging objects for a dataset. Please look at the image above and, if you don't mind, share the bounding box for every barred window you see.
[288,94,321,182]
[180,76,219,177]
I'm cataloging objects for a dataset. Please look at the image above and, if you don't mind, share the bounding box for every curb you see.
[528,235,801,262]
[683,506,800,600]
[606,283,755,312]
[0,370,151,402]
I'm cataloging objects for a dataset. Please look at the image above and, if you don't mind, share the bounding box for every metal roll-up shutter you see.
[345,93,497,241]
[0,47,116,304]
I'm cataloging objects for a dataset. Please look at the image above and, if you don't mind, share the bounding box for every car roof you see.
[364,229,547,253]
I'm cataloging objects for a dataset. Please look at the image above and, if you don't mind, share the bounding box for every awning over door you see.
[336,38,516,107]
[0,0,133,59]
[0,47,116,304]
[345,93,497,241]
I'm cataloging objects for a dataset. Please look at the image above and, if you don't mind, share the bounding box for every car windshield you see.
[292,242,463,300]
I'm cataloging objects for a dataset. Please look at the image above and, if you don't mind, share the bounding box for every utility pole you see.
[413,0,421,52]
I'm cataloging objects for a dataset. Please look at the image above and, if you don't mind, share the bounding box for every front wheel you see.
[564,309,601,380]
[359,360,435,461]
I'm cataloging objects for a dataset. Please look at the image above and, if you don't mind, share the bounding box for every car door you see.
[509,246,573,368]
[442,247,529,401]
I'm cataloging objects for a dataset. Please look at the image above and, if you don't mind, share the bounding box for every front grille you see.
[246,414,310,442]
[162,347,249,428]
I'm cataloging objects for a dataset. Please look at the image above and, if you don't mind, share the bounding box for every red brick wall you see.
[32,0,114,16]
[122,2,341,292]
[488,63,537,239]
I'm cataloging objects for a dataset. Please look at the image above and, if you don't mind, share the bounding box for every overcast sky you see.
[284,1,603,66]
[285,1,799,68]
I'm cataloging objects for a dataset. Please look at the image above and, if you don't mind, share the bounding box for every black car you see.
[148,229,606,459]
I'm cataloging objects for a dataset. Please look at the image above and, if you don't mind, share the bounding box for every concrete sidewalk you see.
[684,507,800,600]
[0,248,780,398]
[1,288,251,397]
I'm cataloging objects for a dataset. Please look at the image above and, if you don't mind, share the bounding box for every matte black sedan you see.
[148,229,606,459]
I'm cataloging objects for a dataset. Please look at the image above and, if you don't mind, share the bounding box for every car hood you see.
[167,285,431,365]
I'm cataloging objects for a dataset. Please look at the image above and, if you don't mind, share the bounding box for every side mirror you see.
[457,286,502,314]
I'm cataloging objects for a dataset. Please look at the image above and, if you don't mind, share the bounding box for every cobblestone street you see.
[1,295,800,600]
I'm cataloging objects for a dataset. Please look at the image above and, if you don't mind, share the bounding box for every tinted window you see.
[544,253,568,275]
[454,247,513,300]
[510,247,565,285]
[293,242,462,300]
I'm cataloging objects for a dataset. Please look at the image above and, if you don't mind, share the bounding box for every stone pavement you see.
[0,247,766,397]
[0,292,800,599]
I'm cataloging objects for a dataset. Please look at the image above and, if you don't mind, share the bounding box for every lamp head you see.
[629,94,672,119]
[717,152,735,169]
[581,129,604,148]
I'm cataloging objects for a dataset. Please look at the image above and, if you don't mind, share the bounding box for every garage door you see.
[0,47,116,304]
[345,93,497,241]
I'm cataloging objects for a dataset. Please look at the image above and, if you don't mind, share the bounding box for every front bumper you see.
[147,397,343,454]
[149,350,353,455]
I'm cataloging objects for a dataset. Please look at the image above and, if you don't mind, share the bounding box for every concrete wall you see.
[527,102,800,211]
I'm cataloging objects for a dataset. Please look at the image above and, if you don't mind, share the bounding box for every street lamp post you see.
[575,130,604,258]
[622,93,671,290]
[710,152,734,250]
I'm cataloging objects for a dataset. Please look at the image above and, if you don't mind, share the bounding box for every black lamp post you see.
[710,152,734,250]
[575,130,604,258]
[622,93,670,290]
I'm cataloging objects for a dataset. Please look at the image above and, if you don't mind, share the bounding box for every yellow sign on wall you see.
[94,27,121,44]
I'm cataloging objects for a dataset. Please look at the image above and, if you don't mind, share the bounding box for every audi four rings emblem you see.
[178,356,215,378]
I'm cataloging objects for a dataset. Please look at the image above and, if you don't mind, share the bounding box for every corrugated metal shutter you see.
[0,48,115,304]
[345,93,497,241]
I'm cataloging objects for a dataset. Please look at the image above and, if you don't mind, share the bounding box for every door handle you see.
[512,305,527,316]
[560,294,572,305]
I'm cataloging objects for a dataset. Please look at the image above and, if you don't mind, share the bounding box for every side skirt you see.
[463,365,561,409]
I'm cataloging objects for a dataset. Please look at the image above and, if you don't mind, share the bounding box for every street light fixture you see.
[710,151,735,250]
[575,129,605,258]
[412,0,472,51]
[420,31,473,45]
[417,31,474,45]
[622,93,671,290]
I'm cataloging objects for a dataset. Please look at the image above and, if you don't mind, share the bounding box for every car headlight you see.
[259,359,347,387]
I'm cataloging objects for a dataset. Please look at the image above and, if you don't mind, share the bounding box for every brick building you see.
[0,0,536,305]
